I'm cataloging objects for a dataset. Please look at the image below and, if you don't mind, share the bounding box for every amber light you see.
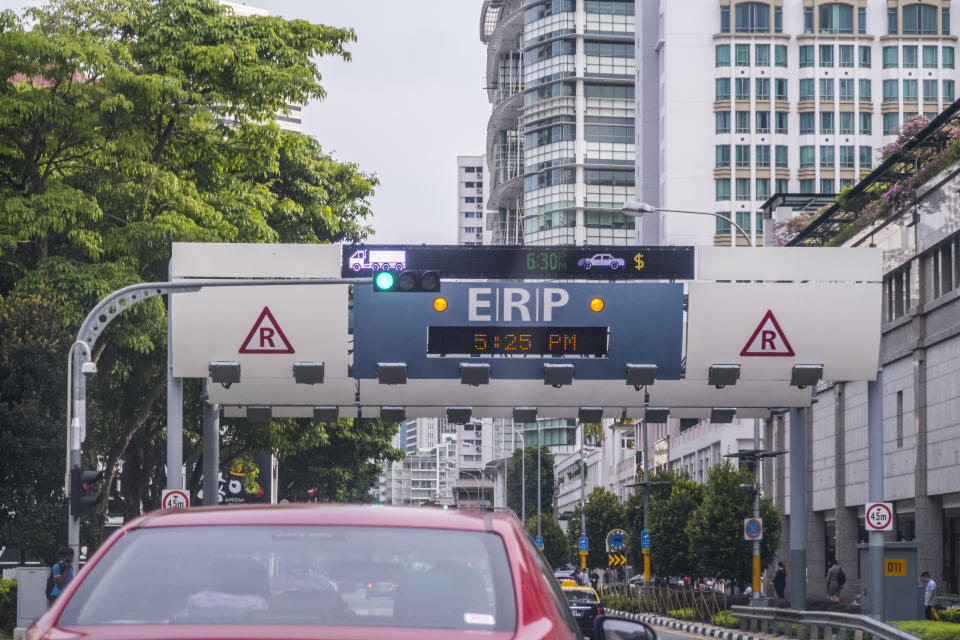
[433,297,448,312]
[589,297,605,312]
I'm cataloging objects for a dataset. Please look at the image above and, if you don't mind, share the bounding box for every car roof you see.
[561,585,597,593]
[129,504,502,532]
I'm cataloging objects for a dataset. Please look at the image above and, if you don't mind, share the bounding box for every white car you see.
[577,253,625,270]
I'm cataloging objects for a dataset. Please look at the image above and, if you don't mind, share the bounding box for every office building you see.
[457,156,489,245]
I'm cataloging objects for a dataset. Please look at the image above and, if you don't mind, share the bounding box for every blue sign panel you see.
[354,282,683,380]
[611,532,625,547]
[641,530,651,550]
[579,536,589,552]
[536,536,544,550]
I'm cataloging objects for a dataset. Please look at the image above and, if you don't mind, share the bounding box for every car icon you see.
[577,253,625,270]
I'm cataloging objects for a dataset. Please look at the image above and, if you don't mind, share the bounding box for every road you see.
[651,624,714,640]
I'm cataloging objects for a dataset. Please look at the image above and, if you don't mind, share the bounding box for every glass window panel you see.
[800,145,815,168]
[755,44,770,66]
[799,45,814,67]
[756,179,770,200]
[720,5,730,32]
[839,79,854,101]
[839,145,855,168]
[820,45,834,67]
[859,112,872,134]
[858,7,867,34]
[775,45,788,67]
[887,7,898,34]
[903,45,917,68]
[805,6,815,33]
[820,178,835,193]
[716,179,731,200]
[944,47,955,69]
[859,46,871,68]
[756,145,770,167]
[736,111,750,133]
[735,44,750,66]
[775,78,788,101]
[775,6,783,33]
[820,78,834,101]
[883,79,899,102]
[716,111,731,133]
[800,112,815,134]
[883,112,899,134]
[756,78,770,100]
[756,111,770,133]
[775,111,788,134]
[776,178,789,193]
[716,145,731,167]
[775,145,788,167]
[883,46,898,69]
[820,3,854,34]
[716,44,731,66]
[715,211,731,234]
[923,79,938,101]
[903,79,918,101]
[735,2,770,33]
[840,112,854,134]
[716,78,731,100]
[860,146,873,168]
[859,79,872,102]
[820,111,834,134]
[736,144,751,167]
[736,77,750,100]
[944,80,956,102]
[839,45,854,67]
[923,46,938,68]
[800,179,815,193]
[800,78,815,100]
[736,178,751,201]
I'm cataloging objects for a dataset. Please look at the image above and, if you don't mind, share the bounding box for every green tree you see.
[686,460,782,586]
[525,515,567,569]
[622,469,675,571]
[565,486,625,569]
[647,471,703,579]
[507,445,555,519]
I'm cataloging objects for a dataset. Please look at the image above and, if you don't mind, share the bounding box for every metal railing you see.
[731,606,918,640]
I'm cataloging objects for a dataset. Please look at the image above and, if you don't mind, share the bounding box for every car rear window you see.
[58,525,516,632]
[563,590,598,604]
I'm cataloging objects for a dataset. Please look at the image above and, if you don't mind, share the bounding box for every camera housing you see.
[81,362,98,378]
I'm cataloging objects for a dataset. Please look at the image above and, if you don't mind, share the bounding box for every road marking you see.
[651,625,709,640]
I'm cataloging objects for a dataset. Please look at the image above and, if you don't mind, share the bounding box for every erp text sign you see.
[865,502,894,531]
[342,245,694,280]
[354,282,683,380]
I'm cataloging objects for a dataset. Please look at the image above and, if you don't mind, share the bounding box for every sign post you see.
[579,536,589,570]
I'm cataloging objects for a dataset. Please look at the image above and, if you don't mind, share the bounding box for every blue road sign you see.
[744,518,763,540]
[354,282,684,380]
[579,536,589,552]
[641,529,651,550]
[536,536,544,549]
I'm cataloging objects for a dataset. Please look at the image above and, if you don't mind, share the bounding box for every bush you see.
[602,594,639,614]
[936,608,960,624]
[895,620,960,640]
[710,610,740,628]
[0,579,16,638]
[667,608,696,620]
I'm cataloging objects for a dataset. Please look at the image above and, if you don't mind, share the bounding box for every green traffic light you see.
[375,271,395,290]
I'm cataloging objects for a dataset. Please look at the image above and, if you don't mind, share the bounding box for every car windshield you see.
[57,525,516,632]
[563,590,598,604]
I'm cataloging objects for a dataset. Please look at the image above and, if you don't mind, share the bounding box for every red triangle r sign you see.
[239,307,295,354]
[740,310,795,357]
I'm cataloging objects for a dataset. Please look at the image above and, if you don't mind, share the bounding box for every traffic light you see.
[373,270,440,293]
[70,467,103,517]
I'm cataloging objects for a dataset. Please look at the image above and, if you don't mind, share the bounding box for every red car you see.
[27,504,656,639]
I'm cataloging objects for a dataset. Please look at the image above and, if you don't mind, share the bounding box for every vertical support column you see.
[202,380,220,506]
[789,406,807,610]
[834,383,859,591]
[67,348,84,571]
[753,418,762,598]
[913,354,942,586]
[867,369,884,619]
[166,269,183,490]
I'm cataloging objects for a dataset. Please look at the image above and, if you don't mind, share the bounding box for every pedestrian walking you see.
[590,568,599,590]
[922,571,938,620]
[772,561,786,599]
[825,560,842,602]
[47,547,74,606]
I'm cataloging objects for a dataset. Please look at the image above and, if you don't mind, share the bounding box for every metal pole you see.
[642,404,651,583]
[867,369,885,619]
[202,380,220,506]
[521,427,526,524]
[537,422,542,540]
[167,262,183,490]
[789,407,807,610]
[753,418,762,599]
[67,343,87,573]
[580,422,587,570]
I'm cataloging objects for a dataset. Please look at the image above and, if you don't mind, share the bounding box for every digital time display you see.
[427,326,608,358]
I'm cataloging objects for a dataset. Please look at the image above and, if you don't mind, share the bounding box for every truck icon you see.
[348,249,406,271]
[576,253,625,270]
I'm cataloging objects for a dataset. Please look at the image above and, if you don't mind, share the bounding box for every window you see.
[775,78,788,101]
[820,178,835,193]
[585,124,634,143]
[716,179,731,200]
[735,2,770,32]
[736,111,750,133]
[756,111,770,133]
[820,3,854,34]
[716,78,731,100]
[800,145,815,168]
[888,7,898,34]
[736,144,751,167]
[821,111,835,134]
[902,4,938,35]
[584,84,635,99]
[465,196,476,203]
[839,79,854,101]
[775,44,787,67]
[840,112,854,134]
[720,5,730,32]
[756,178,770,200]
[716,145,731,167]
[944,47,955,69]
[820,78,834,101]
[800,179,815,193]
[896,390,904,447]
[735,77,750,100]
[735,211,751,233]
[820,45,834,67]
[858,7,867,33]
[839,145,855,168]
[715,211,731,234]
[756,145,771,167]
[716,111,731,133]
[776,178,789,193]
[800,45,815,67]
[736,178,751,201]
[840,178,855,190]
[903,79,918,102]
[883,79,899,102]
[805,6,815,33]
[860,112,872,134]
[800,78,815,101]
[735,44,750,66]
[775,145,788,167]
[883,46,898,69]
[775,6,783,32]
[716,44,731,66]
[859,79,872,102]
[945,80,956,102]
[800,112,815,134]
[775,111,788,134]
[903,45,917,69]
[944,8,951,35]
[584,41,634,57]
[883,112,899,135]
[924,79,938,102]
[756,44,770,66]
[859,46,872,68]
[923,46,938,68]
[839,45,854,68]
[756,78,770,100]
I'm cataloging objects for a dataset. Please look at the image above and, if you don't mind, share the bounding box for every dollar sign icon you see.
[633,253,645,271]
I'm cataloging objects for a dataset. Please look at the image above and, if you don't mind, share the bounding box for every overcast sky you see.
[1,0,490,244]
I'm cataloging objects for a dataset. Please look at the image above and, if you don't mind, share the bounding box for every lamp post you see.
[537,422,542,543]
[622,201,755,247]
[508,425,526,522]
[579,421,587,571]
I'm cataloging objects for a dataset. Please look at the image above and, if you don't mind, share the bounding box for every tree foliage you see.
[525,515,567,569]
[622,469,678,571]
[565,486,625,569]
[646,471,703,578]
[0,0,393,557]
[506,445,555,520]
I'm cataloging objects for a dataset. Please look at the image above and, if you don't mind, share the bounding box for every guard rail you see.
[731,606,917,640]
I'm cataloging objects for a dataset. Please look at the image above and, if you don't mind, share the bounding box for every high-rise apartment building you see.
[481,0,638,246]
[457,156,489,245]
[636,0,959,247]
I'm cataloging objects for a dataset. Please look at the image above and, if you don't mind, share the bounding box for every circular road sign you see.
[865,502,894,531]
[743,517,763,541]
[161,489,190,510]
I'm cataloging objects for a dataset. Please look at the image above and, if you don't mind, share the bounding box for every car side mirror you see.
[593,615,657,640]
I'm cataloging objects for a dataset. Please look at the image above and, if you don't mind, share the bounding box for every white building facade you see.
[457,156,490,245]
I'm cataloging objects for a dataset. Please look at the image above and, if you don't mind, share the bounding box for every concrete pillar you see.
[789,408,807,608]
[833,383,860,593]
[913,353,943,581]
[806,404,827,599]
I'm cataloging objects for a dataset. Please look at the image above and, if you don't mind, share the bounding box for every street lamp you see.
[622,201,755,247]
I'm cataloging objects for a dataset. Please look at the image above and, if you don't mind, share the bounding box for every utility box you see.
[857,541,922,621]
[15,567,50,629]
